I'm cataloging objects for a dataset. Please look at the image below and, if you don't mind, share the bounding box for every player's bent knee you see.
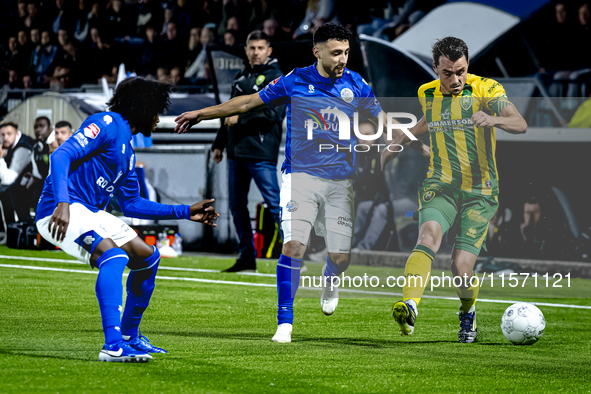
[282,241,306,259]
[90,238,120,268]
[328,252,350,266]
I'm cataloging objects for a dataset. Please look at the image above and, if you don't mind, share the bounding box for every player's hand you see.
[471,111,497,128]
[213,148,223,163]
[224,115,239,127]
[380,143,401,170]
[189,199,220,226]
[49,202,70,242]
[175,110,202,134]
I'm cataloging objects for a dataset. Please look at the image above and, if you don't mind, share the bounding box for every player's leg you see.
[320,178,355,316]
[119,237,167,353]
[451,193,498,343]
[392,181,455,335]
[272,173,317,343]
[226,158,256,272]
[36,204,151,362]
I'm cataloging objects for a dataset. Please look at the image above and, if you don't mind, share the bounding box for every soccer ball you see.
[501,302,545,345]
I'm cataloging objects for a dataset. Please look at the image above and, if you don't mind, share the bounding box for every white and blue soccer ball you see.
[501,302,545,345]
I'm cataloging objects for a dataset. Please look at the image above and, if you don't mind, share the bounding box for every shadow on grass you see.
[0,347,91,361]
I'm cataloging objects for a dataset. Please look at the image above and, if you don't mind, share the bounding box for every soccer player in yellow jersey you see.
[381,37,527,343]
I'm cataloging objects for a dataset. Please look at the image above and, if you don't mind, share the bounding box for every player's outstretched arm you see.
[381,116,430,170]
[472,105,527,134]
[175,93,265,134]
[189,199,220,226]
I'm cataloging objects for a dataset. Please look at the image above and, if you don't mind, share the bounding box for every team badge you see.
[83,123,100,139]
[340,88,353,103]
[286,200,298,212]
[256,75,265,85]
[461,96,473,111]
[422,191,435,202]
[485,180,492,189]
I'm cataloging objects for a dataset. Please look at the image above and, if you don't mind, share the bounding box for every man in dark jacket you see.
[212,30,284,272]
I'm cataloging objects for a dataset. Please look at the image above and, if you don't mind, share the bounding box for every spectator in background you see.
[1,69,20,90]
[157,67,170,83]
[30,28,40,47]
[30,30,59,87]
[224,29,238,46]
[184,27,216,83]
[0,122,34,230]
[159,21,183,70]
[183,26,201,72]
[172,0,192,36]
[54,120,73,147]
[518,195,575,260]
[88,27,115,83]
[293,0,335,39]
[135,0,162,37]
[263,18,290,42]
[106,0,129,40]
[2,36,28,71]
[51,0,74,35]
[211,31,284,272]
[24,2,41,31]
[22,74,34,89]
[74,0,92,43]
[161,7,173,38]
[139,24,161,77]
[57,29,69,47]
[17,29,34,64]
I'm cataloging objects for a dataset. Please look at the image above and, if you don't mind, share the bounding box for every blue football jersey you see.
[36,111,189,221]
[259,63,382,179]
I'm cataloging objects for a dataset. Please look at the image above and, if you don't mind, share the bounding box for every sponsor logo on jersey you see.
[122,144,125,154]
[467,209,488,223]
[308,84,315,93]
[286,200,298,212]
[341,88,353,103]
[466,228,477,238]
[485,180,493,189]
[270,77,280,85]
[337,216,353,228]
[84,123,100,139]
[103,115,113,124]
[74,133,88,147]
[256,75,265,85]
[129,154,135,170]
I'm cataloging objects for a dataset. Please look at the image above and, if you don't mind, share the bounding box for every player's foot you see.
[320,265,339,315]
[124,331,168,354]
[392,300,417,335]
[98,341,152,363]
[223,258,257,273]
[458,305,477,343]
[272,323,292,343]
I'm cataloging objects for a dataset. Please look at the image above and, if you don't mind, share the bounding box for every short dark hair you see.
[313,22,352,46]
[246,30,270,46]
[0,121,18,130]
[432,36,469,66]
[35,116,51,125]
[106,77,171,133]
[55,120,72,129]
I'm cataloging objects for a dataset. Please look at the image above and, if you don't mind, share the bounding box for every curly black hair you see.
[432,37,469,66]
[107,77,171,135]
[313,22,352,46]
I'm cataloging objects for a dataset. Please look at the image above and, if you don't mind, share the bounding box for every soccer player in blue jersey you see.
[176,23,428,343]
[36,77,219,362]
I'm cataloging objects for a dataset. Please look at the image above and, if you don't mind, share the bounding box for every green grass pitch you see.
[1,245,590,393]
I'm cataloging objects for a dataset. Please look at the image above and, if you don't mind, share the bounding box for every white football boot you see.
[320,265,339,315]
[272,323,292,343]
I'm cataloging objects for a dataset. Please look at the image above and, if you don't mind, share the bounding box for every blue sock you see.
[324,254,345,278]
[121,246,160,339]
[95,248,129,345]
[276,254,302,325]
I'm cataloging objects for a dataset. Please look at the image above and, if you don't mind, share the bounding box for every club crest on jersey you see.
[461,96,473,111]
[423,191,435,202]
[286,200,298,212]
[485,180,493,189]
[84,123,100,139]
[341,88,353,103]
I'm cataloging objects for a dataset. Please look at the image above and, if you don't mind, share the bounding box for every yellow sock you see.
[456,273,480,313]
[402,244,435,306]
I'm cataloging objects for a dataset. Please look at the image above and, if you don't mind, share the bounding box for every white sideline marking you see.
[0,255,276,277]
[1,263,590,310]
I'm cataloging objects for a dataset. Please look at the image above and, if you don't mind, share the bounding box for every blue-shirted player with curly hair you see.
[36,77,219,362]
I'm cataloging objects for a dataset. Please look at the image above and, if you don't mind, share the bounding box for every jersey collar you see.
[311,62,338,84]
